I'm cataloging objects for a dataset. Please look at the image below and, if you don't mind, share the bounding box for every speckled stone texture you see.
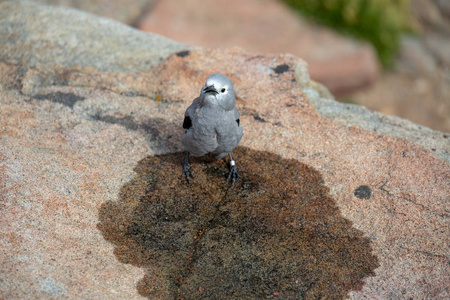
[138,0,379,96]
[31,0,156,25]
[0,1,449,299]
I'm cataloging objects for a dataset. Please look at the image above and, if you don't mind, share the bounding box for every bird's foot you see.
[181,161,194,184]
[227,160,240,186]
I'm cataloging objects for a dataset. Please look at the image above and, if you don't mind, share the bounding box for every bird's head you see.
[199,73,236,111]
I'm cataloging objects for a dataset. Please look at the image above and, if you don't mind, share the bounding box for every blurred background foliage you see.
[282,0,416,66]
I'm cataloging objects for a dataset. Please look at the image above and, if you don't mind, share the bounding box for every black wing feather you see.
[183,116,192,129]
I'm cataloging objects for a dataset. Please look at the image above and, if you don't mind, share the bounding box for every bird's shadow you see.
[97,147,379,299]
[94,114,183,154]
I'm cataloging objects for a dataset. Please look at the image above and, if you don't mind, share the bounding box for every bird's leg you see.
[181,151,194,183]
[226,153,240,186]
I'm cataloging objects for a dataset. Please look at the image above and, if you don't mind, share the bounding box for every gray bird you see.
[181,73,243,185]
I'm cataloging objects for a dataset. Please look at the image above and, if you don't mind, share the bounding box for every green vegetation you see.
[282,0,415,66]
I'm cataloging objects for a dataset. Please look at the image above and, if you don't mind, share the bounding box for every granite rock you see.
[0,1,449,299]
[0,0,188,72]
[434,0,450,20]
[30,0,156,25]
[138,0,379,96]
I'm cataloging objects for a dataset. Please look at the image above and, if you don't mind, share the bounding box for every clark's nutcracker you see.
[181,73,243,185]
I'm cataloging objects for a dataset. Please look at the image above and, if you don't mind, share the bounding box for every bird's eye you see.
[221,88,226,93]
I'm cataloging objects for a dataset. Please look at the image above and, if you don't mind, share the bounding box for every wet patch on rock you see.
[98,147,379,299]
[354,185,372,200]
[272,64,290,74]
[120,91,146,97]
[251,113,267,123]
[176,50,191,58]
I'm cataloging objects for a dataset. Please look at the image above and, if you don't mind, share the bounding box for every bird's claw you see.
[227,161,240,186]
[181,163,194,183]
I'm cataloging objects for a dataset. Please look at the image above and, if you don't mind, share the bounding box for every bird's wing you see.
[183,115,192,129]
[183,98,199,129]
[233,107,240,126]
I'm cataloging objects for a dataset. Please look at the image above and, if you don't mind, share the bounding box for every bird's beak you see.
[203,85,218,94]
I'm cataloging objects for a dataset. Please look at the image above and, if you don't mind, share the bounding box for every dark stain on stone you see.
[252,113,267,123]
[272,64,290,74]
[34,92,85,108]
[4,64,28,91]
[176,50,191,58]
[98,147,379,299]
[354,185,372,200]
[120,91,146,97]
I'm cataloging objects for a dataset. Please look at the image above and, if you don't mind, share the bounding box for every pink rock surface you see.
[0,2,448,298]
[32,0,156,25]
[138,0,379,96]
[1,47,448,299]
